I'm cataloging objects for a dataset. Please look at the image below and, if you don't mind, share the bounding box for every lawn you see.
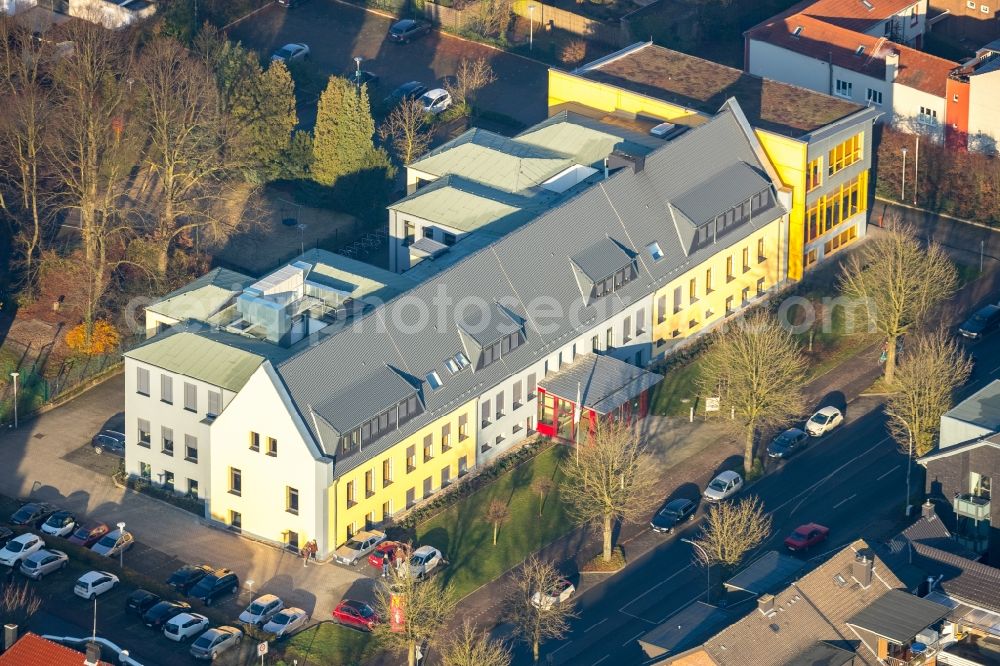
[414,443,572,599]
[648,358,704,417]
[956,261,983,287]
[280,622,376,666]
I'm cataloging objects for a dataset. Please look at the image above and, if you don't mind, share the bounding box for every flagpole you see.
[575,381,582,462]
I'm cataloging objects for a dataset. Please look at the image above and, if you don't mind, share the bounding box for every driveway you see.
[228,0,550,129]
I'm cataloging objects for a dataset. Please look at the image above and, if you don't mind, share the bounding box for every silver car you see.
[90,529,134,557]
[189,626,243,661]
[19,549,68,580]
[334,530,386,566]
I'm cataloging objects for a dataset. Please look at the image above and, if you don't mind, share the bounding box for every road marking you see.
[585,618,608,633]
[833,494,857,509]
[623,631,645,646]
[619,610,659,624]
[619,563,693,613]
[877,464,901,481]
[592,655,610,666]
[550,642,572,657]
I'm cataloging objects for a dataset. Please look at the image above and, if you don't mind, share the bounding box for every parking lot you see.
[228,0,550,129]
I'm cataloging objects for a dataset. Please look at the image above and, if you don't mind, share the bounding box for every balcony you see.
[954,494,991,521]
[885,645,937,666]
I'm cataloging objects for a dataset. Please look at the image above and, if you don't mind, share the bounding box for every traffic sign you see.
[257,641,269,656]
[705,397,721,412]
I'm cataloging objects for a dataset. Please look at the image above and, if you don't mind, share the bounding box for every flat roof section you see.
[576,42,863,137]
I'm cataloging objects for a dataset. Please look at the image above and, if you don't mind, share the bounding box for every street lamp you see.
[354,56,363,88]
[528,5,536,51]
[119,649,130,665]
[116,522,126,568]
[297,223,307,255]
[681,538,711,603]
[9,372,18,429]
[901,147,908,201]
[246,579,255,600]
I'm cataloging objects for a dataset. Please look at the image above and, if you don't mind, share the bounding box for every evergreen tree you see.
[312,77,378,186]
[227,59,297,182]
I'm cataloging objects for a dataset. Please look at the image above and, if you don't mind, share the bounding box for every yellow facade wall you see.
[651,219,784,346]
[329,398,478,547]
[756,132,807,281]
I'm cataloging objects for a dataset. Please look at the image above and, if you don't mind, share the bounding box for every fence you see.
[511,0,631,47]
[421,0,485,30]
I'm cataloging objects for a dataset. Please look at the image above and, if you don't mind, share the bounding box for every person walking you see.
[381,551,390,578]
[301,545,309,567]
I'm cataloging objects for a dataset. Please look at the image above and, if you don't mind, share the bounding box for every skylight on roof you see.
[792,25,803,36]
[855,45,866,56]
[445,358,460,374]
[647,242,664,261]
[455,352,470,369]
[427,371,443,390]
[861,0,874,9]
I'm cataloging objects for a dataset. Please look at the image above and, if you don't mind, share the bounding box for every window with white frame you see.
[835,80,852,98]
[160,374,173,404]
[137,367,150,396]
[981,4,990,12]
[918,106,938,124]
[967,0,976,8]
[866,88,883,105]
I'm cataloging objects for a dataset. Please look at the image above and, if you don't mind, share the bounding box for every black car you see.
[650,499,696,534]
[9,502,57,527]
[142,600,191,629]
[383,81,427,108]
[167,564,214,595]
[126,589,162,617]
[387,19,431,43]
[189,568,239,606]
[92,430,126,456]
[766,428,810,459]
[958,304,1000,340]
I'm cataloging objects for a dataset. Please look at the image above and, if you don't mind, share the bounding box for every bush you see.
[114,463,206,517]
[65,320,121,357]
[745,458,764,482]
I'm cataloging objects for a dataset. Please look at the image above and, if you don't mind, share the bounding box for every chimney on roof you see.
[852,553,874,588]
[921,500,936,521]
[84,642,102,666]
[607,150,645,174]
[885,50,899,83]
[757,593,776,615]
[3,624,16,651]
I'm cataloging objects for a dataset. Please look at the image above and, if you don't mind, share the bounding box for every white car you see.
[261,607,308,637]
[420,88,452,114]
[74,571,119,599]
[164,612,210,642]
[238,594,284,626]
[405,545,444,580]
[271,43,309,63]
[805,406,844,437]
[531,577,576,610]
[40,511,76,537]
[19,548,68,580]
[0,533,44,567]
[702,471,743,502]
[334,530,386,566]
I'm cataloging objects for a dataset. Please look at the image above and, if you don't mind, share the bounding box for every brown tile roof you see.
[578,43,862,137]
[753,0,923,32]
[700,540,904,666]
[0,634,113,666]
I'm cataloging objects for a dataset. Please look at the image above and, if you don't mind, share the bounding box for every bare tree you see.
[440,620,511,666]
[697,310,807,473]
[531,477,554,517]
[560,40,588,67]
[486,499,509,546]
[505,557,575,662]
[372,563,457,666]
[690,496,771,568]
[445,57,496,107]
[560,419,658,562]
[379,99,433,165]
[474,0,513,38]
[838,219,958,385]
[886,330,972,459]
[1,579,42,626]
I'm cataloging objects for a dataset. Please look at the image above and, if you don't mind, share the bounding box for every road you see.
[526,323,1000,666]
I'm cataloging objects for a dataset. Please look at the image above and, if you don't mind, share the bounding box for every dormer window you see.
[455,352,470,369]
[855,45,865,56]
[445,358,460,374]
[792,25,803,36]
[571,238,637,304]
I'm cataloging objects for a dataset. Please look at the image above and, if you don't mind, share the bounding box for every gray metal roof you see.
[671,161,771,227]
[638,602,731,658]
[410,237,449,258]
[723,550,806,595]
[146,267,253,322]
[313,365,420,436]
[539,353,663,415]
[570,237,634,282]
[458,301,522,348]
[942,379,1000,433]
[847,589,949,643]
[275,99,787,477]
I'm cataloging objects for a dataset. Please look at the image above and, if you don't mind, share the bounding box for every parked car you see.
[9,502,56,527]
[67,521,109,548]
[91,529,133,557]
[92,430,126,455]
[703,471,743,502]
[167,564,213,595]
[19,548,68,580]
[383,81,427,107]
[0,533,45,567]
[238,594,284,626]
[531,577,576,610]
[262,607,308,637]
[784,523,830,551]
[74,571,119,599]
[332,599,379,631]
[0,527,12,547]
[405,545,444,580]
[650,498,697,534]
[270,43,309,63]
[766,428,810,459]
[419,88,452,114]
[387,18,431,43]
[142,600,192,629]
[368,541,408,569]
[164,612,210,642]
[805,406,844,437]
[126,589,162,617]
[40,510,76,537]
[334,530,386,566]
[959,304,1000,340]
[189,626,243,661]
[189,568,239,606]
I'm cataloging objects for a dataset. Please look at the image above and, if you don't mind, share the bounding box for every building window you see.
[442,465,451,487]
[636,308,646,335]
[726,256,734,282]
[704,268,713,293]
[163,471,174,492]
[967,0,977,7]
[606,327,614,349]
[657,295,667,324]
[184,435,198,463]
[742,247,750,272]
[267,437,277,457]
[482,399,491,428]
[496,391,504,419]
[423,434,434,462]
[918,106,938,124]
[823,225,858,254]
[834,79,852,99]
[971,472,991,498]
[140,462,151,480]
[187,478,198,498]
[403,221,415,246]
[725,296,734,315]
[458,415,468,441]
[422,226,434,239]
[346,480,356,507]
[138,419,151,447]
[406,445,416,473]
[981,3,990,11]
[757,277,766,296]
[623,316,632,343]
[805,173,867,242]
[688,277,697,303]
[805,248,819,267]
[757,238,766,262]
[458,456,468,476]
[365,469,374,498]
[742,287,750,305]
[382,500,392,520]
[286,486,300,514]
[527,373,536,399]
[249,432,260,452]
[443,232,457,246]
[512,381,523,409]
[672,286,682,314]
[827,133,863,175]
[161,427,174,456]
[406,487,416,508]
[806,157,822,192]
[160,374,173,404]
[441,424,452,451]
[229,467,241,496]
[183,382,197,412]
[866,88,883,105]
[423,477,433,499]
[137,367,150,396]
[207,391,221,417]
[230,510,242,529]
[383,458,393,486]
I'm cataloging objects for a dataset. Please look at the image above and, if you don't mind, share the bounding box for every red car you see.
[368,541,407,570]
[784,523,830,551]
[67,521,110,548]
[332,599,379,631]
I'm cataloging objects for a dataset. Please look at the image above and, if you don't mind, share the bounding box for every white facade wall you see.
[68,0,156,28]
[891,83,946,140]
[747,40,833,94]
[208,364,334,556]
[940,415,996,448]
[968,68,1000,153]
[860,0,928,44]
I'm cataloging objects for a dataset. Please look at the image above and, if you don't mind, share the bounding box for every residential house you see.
[0,632,112,666]
[547,41,879,280]
[947,40,1000,152]
[930,0,1000,45]
[1,0,156,27]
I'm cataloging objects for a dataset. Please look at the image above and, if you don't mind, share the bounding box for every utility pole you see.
[9,372,18,429]
[913,136,919,206]
[682,538,711,603]
[901,148,908,201]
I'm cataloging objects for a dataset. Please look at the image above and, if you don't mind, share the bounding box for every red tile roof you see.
[750,0,921,32]
[0,633,112,666]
